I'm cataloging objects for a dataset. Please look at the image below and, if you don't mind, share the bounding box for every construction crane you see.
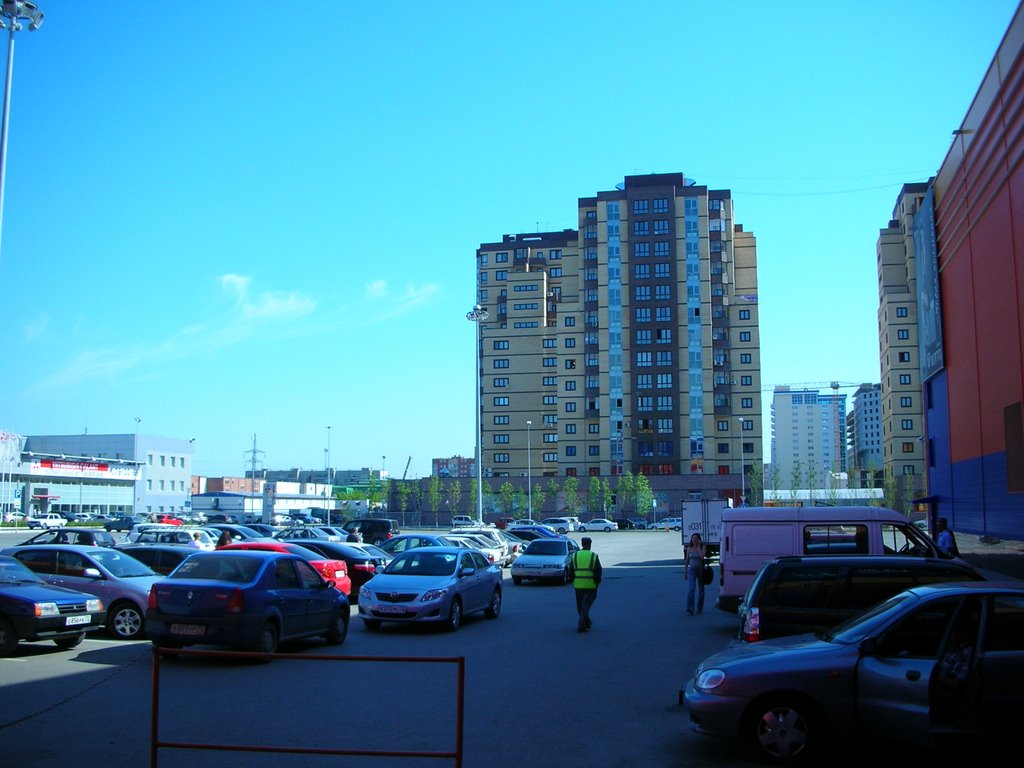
[761,381,864,392]
[402,456,411,480]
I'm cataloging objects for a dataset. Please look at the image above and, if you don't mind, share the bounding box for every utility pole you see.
[244,434,265,523]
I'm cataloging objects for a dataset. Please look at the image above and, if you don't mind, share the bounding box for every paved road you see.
[0,528,1004,767]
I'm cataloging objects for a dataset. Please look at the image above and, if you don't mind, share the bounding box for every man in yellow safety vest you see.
[568,536,603,632]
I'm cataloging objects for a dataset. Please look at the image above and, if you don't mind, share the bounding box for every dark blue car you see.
[0,555,106,656]
[145,550,349,655]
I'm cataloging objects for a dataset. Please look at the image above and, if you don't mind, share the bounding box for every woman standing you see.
[684,532,707,615]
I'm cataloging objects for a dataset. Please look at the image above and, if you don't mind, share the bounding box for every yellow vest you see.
[572,549,598,589]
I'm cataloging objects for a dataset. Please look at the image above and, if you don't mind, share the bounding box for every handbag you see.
[701,561,714,586]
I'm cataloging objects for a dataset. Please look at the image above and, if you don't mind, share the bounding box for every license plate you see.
[378,605,407,614]
[65,615,91,626]
[170,623,206,636]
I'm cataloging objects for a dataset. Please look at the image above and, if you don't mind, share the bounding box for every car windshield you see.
[820,592,920,643]
[525,541,566,556]
[386,551,458,576]
[170,554,263,583]
[91,549,158,578]
[0,557,42,584]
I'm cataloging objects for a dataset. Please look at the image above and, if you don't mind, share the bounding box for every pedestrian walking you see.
[936,517,960,556]
[568,536,602,632]
[684,532,707,615]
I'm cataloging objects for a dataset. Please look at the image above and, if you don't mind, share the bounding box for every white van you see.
[716,506,951,612]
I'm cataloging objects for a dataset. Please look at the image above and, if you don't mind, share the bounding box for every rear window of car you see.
[171,554,263,582]
[526,541,566,556]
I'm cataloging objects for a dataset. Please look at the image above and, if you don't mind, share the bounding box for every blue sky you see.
[0,1,1018,479]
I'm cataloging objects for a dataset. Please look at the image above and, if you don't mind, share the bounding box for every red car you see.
[218,542,352,596]
[155,515,184,526]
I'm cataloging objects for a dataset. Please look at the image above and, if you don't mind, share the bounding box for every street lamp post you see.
[0,0,43,264]
[133,417,141,515]
[526,420,532,518]
[325,424,332,521]
[467,303,489,524]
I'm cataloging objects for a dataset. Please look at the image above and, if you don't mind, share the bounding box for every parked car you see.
[284,539,386,602]
[494,529,527,564]
[445,533,504,566]
[103,514,148,532]
[125,523,182,543]
[25,513,67,530]
[342,518,400,546]
[507,519,540,530]
[451,527,515,566]
[376,533,462,556]
[737,555,987,643]
[204,514,240,524]
[155,514,184,526]
[450,515,475,528]
[114,544,198,576]
[17,528,118,548]
[0,544,162,640]
[504,525,563,542]
[219,541,352,596]
[0,554,106,656]
[132,528,215,550]
[578,518,619,532]
[274,525,341,542]
[650,517,682,531]
[612,518,637,530]
[204,523,273,544]
[146,550,350,654]
[495,517,517,530]
[682,581,1024,762]
[510,538,581,585]
[243,523,281,538]
[358,546,502,631]
[352,543,393,568]
[539,517,576,534]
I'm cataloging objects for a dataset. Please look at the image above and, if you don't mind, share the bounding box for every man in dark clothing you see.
[568,536,603,632]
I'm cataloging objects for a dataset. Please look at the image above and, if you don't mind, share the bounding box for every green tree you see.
[513,488,527,514]
[499,481,515,515]
[617,472,636,515]
[531,483,546,517]
[546,479,560,516]
[396,482,411,522]
[825,464,840,505]
[789,460,802,503]
[635,473,654,518]
[469,478,478,517]
[747,461,765,506]
[426,475,442,514]
[562,476,580,516]
[769,463,782,504]
[883,464,899,510]
[447,480,463,515]
[587,476,601,515]
[600,478,613,515]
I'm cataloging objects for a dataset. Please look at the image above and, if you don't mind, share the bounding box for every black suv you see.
[737,555,985,643]
[342,518,399,546]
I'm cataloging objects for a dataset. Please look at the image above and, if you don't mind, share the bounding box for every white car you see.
[578,518,619,532]
[448,527,511,566]
[510,538,581,585]
[650,517,682,531]
[446,534,504,566]
[25,513,66,530]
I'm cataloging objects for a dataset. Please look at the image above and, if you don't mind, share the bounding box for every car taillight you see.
[226,588,244,614]
[353,562,376,573]
[740,607,760,642]
[148,586,158,609]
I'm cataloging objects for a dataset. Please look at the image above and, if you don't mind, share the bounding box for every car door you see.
[972,593,1024,735]
[458,551,490,612]
[295,558,335,635]
[272,557,313,637]
[855,596,961,746]
[50,550,110,605]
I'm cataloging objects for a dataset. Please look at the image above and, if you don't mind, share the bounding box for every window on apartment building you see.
[637,374,653,389]
[638,397,653,412]
[584,225,596,239]
[903,465,915,475]
[565,381,576,391]
[495,252,508,263]
[542,357,557,367]
[653,198,669,213]
[493,340,509,349]
[897,306,908,317]
[739,331,751,342]
[633,221,649,236]
[741,375,752,386]
[565,424,576,434]
[146,480,152,491]
[654,219,669,235]
[589,424,599,434]
[654,285,671,300]
[543,452,558,462]
[656,396,673,410]
[899,374,912,385]
[565,338,576,348]
[493,378,509,387]
[897,329,909,340]
[565,316,575,327]
[654,307,671,323]
[901,419,914,430]
[657,373,672,388]
[739,309,751,320]
[565,359,576,369]
[654,263,670,279]
[635,308,651,322]
[542,338,556,348]
[494,453,509,463]
[655,351,672,366]
[654,241,670,257]
[493,359,509,368]
[543,414,557,425]
[565,402,577,412]
[902,442,915,453]
[634,263,650,279]
[543,433,558,443]
[743,420,753,430]
[740,353,751,364]
[717,443,730,454]
[632,242,650,258]
[494,415,509,424]
[565,446,577,456]
[543,376,557,385]
[900,396,912,407]
[637,352,652,367]
[493,397,509,406]
[743,442,755,454]
[635,286,651,301]
[741,397,753,408]
[633,199,649,214]
[493,435,509,444]
[657,419,672,433]
[636,329,652,345]
[543,395,557,405]
[717,420,729,430]
[898,351,911,362]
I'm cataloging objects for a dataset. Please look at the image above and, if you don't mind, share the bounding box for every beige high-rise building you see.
[473,173,762,506]
[877,183,928,497]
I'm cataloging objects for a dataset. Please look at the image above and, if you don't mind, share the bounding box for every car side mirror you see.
[859,637,879,656]
[83,568,102,579]
[460,566,476,577]
[322,580,336,590]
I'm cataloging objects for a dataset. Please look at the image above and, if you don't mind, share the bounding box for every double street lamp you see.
[0,0,43,263]
[466,304,488,524]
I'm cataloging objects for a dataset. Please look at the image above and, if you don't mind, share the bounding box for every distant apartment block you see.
[770,387,847,487]
[847,383,883,481]
[877,183,928,494]
[474,172,762,504]
[433,456,476,478]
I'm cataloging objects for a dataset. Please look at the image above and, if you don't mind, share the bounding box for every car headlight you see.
[86,598,103,612]
[421,587,450,602]
[34,602,59,617]
[695,668,726,690]
[359,585,373,600]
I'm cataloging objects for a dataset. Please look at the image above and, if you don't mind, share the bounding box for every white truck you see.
[680,499,732,558]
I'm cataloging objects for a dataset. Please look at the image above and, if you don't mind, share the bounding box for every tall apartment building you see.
[877,183,928,497]
[770,387,847,487]
[474,173,762,505]
[847,383,883,481]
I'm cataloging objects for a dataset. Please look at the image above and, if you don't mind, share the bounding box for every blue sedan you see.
[145,550,350,655]
[358,546,502,631]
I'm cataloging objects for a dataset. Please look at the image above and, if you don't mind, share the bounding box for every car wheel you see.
[578,526,587,532]
[249,621,279,655]
[743,695,820,764]
[484,587,502,619]
[444,598,462,632]
[109,601,144,641]
[362,619,382,631]
[512,576,523,585]
[0,616,18,656]
[53,633,85,650]
[603,526,612,532]
[557,528,567,534]
[325,612,349,645]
